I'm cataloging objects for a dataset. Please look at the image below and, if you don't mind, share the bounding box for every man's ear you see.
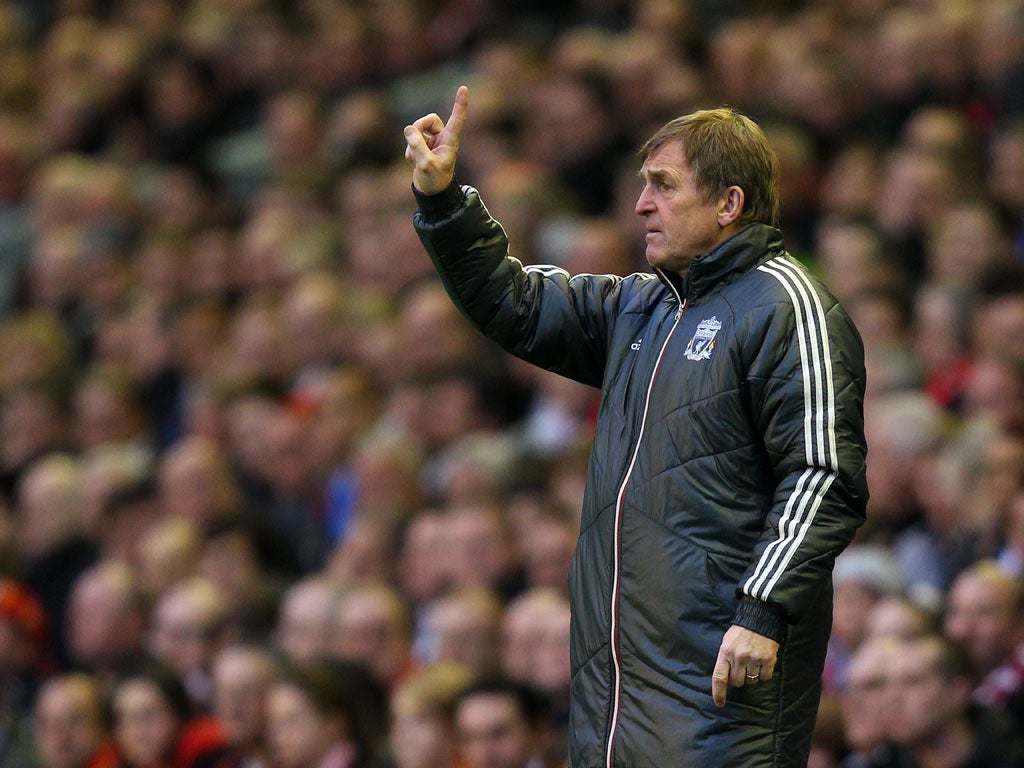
[718,186,744,227]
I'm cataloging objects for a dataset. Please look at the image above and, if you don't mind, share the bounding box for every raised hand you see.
[403,85,468,195]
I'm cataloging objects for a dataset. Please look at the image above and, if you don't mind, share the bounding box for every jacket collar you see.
[655,223,785,304]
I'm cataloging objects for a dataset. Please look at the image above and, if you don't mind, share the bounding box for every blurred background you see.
[0,1,1023,768]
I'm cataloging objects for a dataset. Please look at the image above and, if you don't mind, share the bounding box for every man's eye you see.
[657,181,672,192]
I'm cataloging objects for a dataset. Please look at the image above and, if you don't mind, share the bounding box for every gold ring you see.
[745,673,760,680]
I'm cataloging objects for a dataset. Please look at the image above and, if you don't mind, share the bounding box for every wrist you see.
[732,596,787,644]
[413,181,466,222]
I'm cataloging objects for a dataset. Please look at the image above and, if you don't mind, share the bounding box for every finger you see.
[404,125,433,163]
[742,666,762,686]
[759,663,775,682]
[411,113,446,136]
[446,85,469,143]
[711,658,730,707]
[729,660,750,688]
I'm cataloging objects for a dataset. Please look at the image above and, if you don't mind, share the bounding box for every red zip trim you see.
[604,295,686,768]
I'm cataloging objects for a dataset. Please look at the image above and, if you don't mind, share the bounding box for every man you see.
[404,87,868,766]
[885,633,1024,768]
[943,561,1024,728]
[839,637,901,768]
[210,643,278,768]
[148,576,230,710]
[274,575,341,663]
[34,674,117,768]
[65,560,147,695]
[453,678,550,768]
[327,581,418,689]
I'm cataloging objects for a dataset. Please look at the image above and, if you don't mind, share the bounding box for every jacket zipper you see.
[604,292,686,768]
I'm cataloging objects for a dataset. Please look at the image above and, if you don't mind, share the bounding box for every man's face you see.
[635,141,725,275]
[266,684,336,768]
[212,650,271,749]
[944,572,1019,674]
[456,693,533,768]
[112,680,179,768]
[842,640,895,752]
[886,641,963,747]
[35,681,104,768]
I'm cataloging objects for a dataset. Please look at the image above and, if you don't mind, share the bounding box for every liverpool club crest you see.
[684,316,722,361]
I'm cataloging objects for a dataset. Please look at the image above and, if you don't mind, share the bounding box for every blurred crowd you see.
[0,0,1023,767]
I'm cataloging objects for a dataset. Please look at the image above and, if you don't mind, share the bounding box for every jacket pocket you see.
[703,548,748,620]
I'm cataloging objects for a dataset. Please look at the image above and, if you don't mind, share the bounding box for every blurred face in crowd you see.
[329,587,410,685]
[501,590,571,695]
[944,566,1023,674]
[276,578,336,663]
[112,679,180,768]
[427,590,501,675]
[398,513,449,604]
[266,682,344,768]
[212,646,275,751]
[446,506,515,591]
[148,580,224,676]
[519,515,574,594]
[67,564,144,667]
[842,639,896,753]
[35,676,107,768]
[885,638,970,749]
[389,691,452,768]
[865,597,935,642]
[456,692,534,768]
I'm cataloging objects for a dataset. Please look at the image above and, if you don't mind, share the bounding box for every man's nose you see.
[636,185,654,216]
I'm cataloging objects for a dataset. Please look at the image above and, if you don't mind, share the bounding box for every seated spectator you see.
[943,561,1024,728]
[34,674,118,768]
[209,643,278,768]
[274,577,341,664]
[418,587,502,676]
[864,596,940,642]
[65,561,147,695]
[515,507,575,596]
[136,518,202,603]
[17,453,98,667]
[886,633,1024,768]
[389,662,474,768]
[443,503,524,600]
[147,577,230,711]
[824,545,904,693]
[109,662,226,768]
[327,582,417,690]
[498,588,570,760]
[452,678,552,768]
[265,660,387,768]
[838,637,900,768]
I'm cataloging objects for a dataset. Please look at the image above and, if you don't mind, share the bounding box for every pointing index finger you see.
[447,85,469,144]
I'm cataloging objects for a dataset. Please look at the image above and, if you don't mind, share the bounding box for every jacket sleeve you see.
[731,264,869,641]
[413,184,622,387]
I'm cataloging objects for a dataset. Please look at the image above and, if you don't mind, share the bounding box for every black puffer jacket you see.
[414,185,869,767]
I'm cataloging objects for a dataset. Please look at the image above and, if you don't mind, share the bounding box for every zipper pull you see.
[675,299,687,321]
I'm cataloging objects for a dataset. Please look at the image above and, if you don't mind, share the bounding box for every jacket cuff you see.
[412,181,466,223]
[732,596,787,644]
